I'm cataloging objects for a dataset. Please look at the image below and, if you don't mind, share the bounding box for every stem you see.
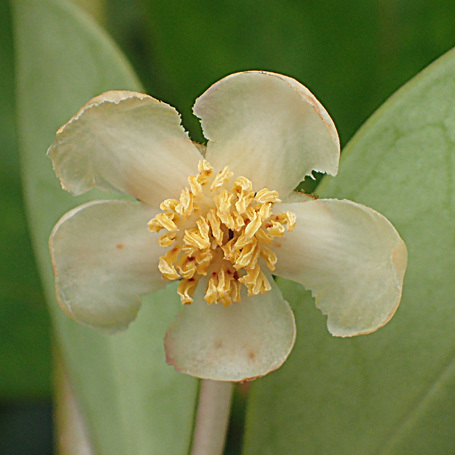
[54,348,95,455]
[190,380,234,455]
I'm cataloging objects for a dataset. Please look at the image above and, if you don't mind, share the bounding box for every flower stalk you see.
[190,380,234,455]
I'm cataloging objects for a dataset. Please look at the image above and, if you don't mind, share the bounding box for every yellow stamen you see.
[230,279,242,303]
[210,166,234,192]
[256,228,273,245]
[244,212,263,239]
[197,160,214,184]
[160,198,179,211]
[148,160,296,305]
[158,247,181,280]
[158,232,176,247]
[194,249,213,275]
[205,273,219,304]
[234,239,259,270]
[176,187,193,217]
[188,175,202,197]
[239,264,272,296]
[255,188,281,204]
[233,176,253,194]
[267,220,286,237]
[215,190,234,213]
[217,268,231,299]
[233,177,254,214]
[260,245,278,271]
[278,211,297,231]
[207,209,223,245]
[176,253,197,279]
[258,202,272,219]
[148,212,178,232]
[177,278,199,305]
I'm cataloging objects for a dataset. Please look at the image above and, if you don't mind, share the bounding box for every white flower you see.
[48,71,407,382]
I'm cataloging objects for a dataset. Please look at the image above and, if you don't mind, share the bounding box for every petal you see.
[273,199,407,337]
[193,71,339,197]
[164,276,296,382]
[50,199,165,331]
[283,190,316,204]
[48,91,202,206]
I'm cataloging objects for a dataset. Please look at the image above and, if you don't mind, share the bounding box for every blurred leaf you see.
[135,0,455,146]
[106,0,455,197]
[106,0,151,92]
[12,0,197,453]
[74,0,106,25]
[244,48,455,454]
[0,0,51,399]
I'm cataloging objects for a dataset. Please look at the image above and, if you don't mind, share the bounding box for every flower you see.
[48,71,407,382]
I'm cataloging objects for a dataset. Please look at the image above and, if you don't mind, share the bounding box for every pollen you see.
[148,160,296,306]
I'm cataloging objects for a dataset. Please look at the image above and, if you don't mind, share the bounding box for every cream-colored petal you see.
[283,190,316,203]
[164,276,296,382]
[50,199,165,331]
[193,71,339,197]
[48,91,202,206]
[273,199,407,337]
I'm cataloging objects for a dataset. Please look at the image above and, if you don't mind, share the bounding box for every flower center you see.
[148,160,296,306]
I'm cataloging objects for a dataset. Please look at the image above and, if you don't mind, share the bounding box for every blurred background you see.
[1,0,455,453]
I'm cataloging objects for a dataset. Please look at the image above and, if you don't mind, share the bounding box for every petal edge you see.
[48,91,202,206]
[194,71,340,197]
[164,276,296,381]
[274,199,407,337]
[50,199,165,331]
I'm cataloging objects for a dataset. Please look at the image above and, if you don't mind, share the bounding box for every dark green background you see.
[1,0,455,453]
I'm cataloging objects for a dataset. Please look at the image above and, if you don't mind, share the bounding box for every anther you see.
[148,159,296,306]
[210,166,233,192]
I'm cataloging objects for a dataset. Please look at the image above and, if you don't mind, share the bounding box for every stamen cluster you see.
[148,160,296,306]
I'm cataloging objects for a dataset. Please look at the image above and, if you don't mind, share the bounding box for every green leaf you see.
[244,48,455,454]
[11,0,197,453]
[0,0,51,399]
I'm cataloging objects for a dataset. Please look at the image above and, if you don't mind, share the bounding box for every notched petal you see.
[194,71,340,198]
[48,90,202,206]
[274,198,407,337]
